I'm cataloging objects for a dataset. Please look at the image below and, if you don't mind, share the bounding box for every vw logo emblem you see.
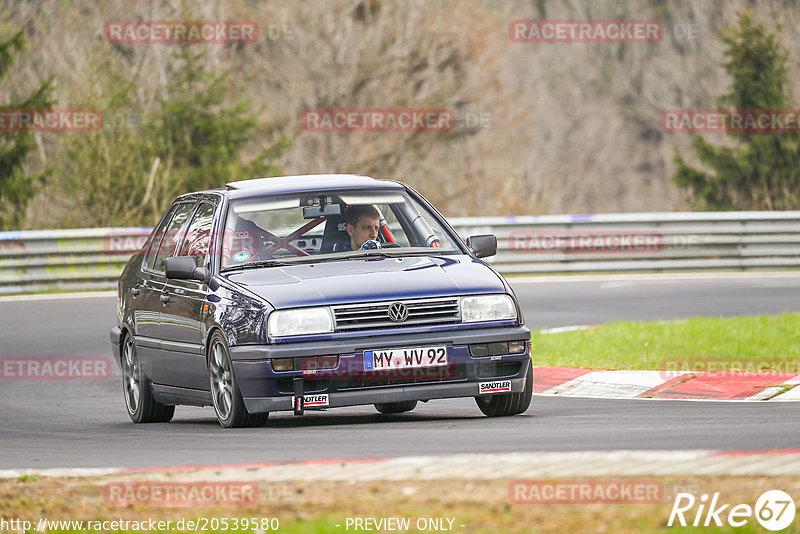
[387,302,409,322]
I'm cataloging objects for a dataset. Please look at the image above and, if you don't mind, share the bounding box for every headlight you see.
[268,307,334,337]
[461,294,517,323]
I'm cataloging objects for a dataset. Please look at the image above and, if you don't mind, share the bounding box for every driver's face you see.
[347,216,380,250]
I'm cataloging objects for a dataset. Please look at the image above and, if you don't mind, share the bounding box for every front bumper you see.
[229,325,531,414]
[110,325,122,361]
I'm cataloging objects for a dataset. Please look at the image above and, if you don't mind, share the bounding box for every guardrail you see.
[454,211,800,274]
[1,212,799,294]
[0,227,151,295]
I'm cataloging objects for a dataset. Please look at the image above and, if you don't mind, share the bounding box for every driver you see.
[339,205,381,251]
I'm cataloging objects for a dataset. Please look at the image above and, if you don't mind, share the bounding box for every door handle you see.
[160,293,171,304]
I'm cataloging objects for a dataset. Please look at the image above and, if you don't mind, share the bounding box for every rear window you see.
[179,202,216,267]
[143,202,196,272]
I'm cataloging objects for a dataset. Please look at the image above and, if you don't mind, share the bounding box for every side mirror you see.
[466,234,497,258]
[165,256,208,282]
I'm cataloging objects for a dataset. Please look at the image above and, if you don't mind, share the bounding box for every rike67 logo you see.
[668,490,796,531]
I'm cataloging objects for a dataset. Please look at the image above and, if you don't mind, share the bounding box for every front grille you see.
[332,297,460,331]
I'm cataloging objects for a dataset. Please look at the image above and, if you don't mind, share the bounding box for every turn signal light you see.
[272,358,294,371]
[271,355,340,372]
[469,340,527,358]
[508,340,527,354]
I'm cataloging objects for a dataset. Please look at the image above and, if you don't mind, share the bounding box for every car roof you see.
[224,174,405,199]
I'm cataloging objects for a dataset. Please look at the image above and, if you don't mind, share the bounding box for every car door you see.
[129,204,178,385]
[135,201,197,385]
[161,200,217,391]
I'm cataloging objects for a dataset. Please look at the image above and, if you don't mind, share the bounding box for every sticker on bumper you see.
[479,380,512,394]
[302,394,329,407]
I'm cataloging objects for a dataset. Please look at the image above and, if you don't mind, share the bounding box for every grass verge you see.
[533,313,800,370]
[1,476,799,533]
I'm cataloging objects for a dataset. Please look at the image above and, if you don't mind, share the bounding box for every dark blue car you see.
[111,174,532,427]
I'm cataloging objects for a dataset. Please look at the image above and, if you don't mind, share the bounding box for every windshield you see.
[220,189,463,270]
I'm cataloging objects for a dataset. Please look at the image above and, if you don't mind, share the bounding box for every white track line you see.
[0,291,116,302]
[508,271,800,284]
[538,325,598,335]
[533,392,800,402]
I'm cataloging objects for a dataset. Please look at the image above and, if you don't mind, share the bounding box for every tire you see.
[121,334,174,423]
[374,400,418,414]
[475,362,533,417]
[208,331,268,428]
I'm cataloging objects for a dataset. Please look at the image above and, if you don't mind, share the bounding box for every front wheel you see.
[208,331,268,428]
[475,363,533,417]
[374,400,418,414]
[121,335,174,423]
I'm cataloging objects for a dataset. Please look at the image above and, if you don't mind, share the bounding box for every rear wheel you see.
[374,400,418,414]
[208,331,268,428]
[121,335,174,423]
[475,363,533,417]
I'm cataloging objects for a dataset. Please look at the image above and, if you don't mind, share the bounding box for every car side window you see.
[415,208,452,248]
[143,205,178,272]
[178,202,215,267]
[379,204,411,247]
[146,202,196,273]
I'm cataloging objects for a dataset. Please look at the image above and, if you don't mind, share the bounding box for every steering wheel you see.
[359,239,381,250]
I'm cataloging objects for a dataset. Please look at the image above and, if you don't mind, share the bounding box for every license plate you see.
[363,346,447,371]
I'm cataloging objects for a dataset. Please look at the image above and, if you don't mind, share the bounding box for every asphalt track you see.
[1,272,799,469]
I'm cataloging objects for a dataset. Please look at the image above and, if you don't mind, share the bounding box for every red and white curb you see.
[2,450,800,480]
[534,367,800,401]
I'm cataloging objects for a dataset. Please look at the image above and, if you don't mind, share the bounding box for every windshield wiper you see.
[313,249,451,262]
[223,250,458,270]
[221,259,293,272]
[360,249,455,257]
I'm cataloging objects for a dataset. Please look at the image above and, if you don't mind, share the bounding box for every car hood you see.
[223,255,506,309]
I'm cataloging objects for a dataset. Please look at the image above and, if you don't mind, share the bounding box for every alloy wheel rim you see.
[123,338,140,414]
[210,341,233,420]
